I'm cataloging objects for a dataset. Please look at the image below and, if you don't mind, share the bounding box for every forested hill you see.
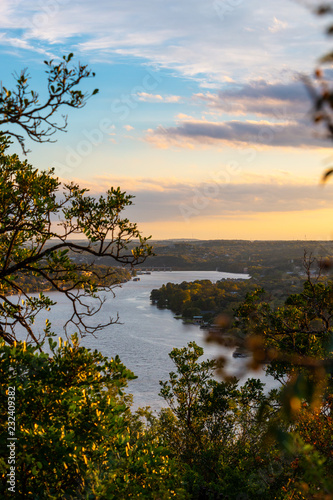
[66,239,333,276]
[134,239,333,274]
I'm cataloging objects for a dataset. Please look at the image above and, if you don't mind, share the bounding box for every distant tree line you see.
[3,264,131,296]
[139,240,333,274]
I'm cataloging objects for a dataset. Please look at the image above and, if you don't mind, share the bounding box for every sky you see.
[1,0,333,240]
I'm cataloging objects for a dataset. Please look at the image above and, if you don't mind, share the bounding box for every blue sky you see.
[1,0,333,239]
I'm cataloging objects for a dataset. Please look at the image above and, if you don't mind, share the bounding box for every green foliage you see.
[215,264,333,498]
[158,342,281,498]
[150,271,308,327]
[0,337,186,499]
[0,137,152,345]
[0,54,98,154]
[233,276,333,382]
[156,339,333,499]
[151,279,251,321]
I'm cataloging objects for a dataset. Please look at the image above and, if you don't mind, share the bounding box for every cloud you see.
[136,92,181,103]
[0,0,327,85]
[0,0,22,28]
[192,78,309,118]
[0,33,53,56]
[65,175,333,223]
[269,17,288,33]
[145,116,328,149]
[143,78,327,149]
[124,124,134,131]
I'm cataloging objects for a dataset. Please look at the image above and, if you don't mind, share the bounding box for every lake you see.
[15,270,277,411]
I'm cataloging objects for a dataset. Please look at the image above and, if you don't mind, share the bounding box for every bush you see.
[0,336,186,499]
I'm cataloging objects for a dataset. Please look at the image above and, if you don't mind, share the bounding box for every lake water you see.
[15,271,277,411]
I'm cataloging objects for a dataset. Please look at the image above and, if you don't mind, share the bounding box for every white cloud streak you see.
[0,0,327,84]
[137,92,181,103]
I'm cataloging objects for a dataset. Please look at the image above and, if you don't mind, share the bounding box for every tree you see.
[0,336,186,499]
[303,5,333,183]
[0,53,98,154]
[158,342,274,498]
[215,258,333,498]
[0,135,152,346]
[0,54,152,347]
[229,256,333,384]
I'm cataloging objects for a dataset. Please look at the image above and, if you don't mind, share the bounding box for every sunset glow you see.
[1,0,333,239]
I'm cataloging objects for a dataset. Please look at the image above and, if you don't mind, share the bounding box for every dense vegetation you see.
[150,273,305,323]
[1,318,332,498]
[0,335,186,499]
[137,239,333,275]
